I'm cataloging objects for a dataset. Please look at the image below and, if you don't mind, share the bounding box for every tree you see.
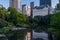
[0,18,13,34]
[7,7,18,23]
[7,7,29,28]
[0,6,30,40]
[0,9,6,19]
[50,12,60,29]
[57,4,60,10]
[31,15,51,32]
[49,12,60,40]
[28,16,48,32]
[16,12,28,28]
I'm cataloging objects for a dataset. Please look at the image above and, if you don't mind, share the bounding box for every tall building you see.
[9,0,21,12]
[59,0,60,4]
[27,7,31,16]
[22,4,26,13]
[22,4,31,16]
[22,4,27,15]
[30,2,34,16]
[0,4,3,8]
[39,0,51,7]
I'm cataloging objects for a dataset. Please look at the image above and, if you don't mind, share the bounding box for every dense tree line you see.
[0,6,30,40]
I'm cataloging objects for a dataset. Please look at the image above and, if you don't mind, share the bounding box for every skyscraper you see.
[22,4,31,16]
[39,0,51,7]
[59,0,60,4]
[9,0,21,12]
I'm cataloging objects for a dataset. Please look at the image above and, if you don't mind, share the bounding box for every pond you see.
[32,30,48,40]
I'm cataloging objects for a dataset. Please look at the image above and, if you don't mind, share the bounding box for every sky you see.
[0,0,59,9]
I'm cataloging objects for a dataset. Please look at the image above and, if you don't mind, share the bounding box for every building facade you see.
[22,4,31,16]
[33,7,49,17]
[22,4,27,15]
[32,7,54,17]
[0,4,3,8]
[27,7,31,16]
[39,0,51,7]
[9,0,21,12]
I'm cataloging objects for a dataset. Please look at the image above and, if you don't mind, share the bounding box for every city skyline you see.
[40,0,51,7]
[0,0,59,9]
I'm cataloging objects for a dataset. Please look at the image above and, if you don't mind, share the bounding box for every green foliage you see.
[0,23,13,34]
[0,6,30,40]
[57,4,60,10]
[7,7,18,23]
[16,12,26,23]
[29,15,51,32]
[48,27,60,40]
[0,7,29,33]
[49,12,60,40]
[0,19,7,28]
[0,10,6,19]
[28,16,48,32]
[48,28,60,35]
[6,7,28,28]
[50,12,60,29]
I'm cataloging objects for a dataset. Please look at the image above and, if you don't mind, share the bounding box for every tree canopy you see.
[0,7,29,34]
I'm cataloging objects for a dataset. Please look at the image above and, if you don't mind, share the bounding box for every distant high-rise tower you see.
[10,0,21,12]
[59,0,60,4]
[39,0,51,7]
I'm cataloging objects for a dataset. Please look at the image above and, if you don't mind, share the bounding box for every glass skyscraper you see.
[40,0,51,7]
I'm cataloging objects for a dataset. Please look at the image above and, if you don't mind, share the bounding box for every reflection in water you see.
[32,30,48,40]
